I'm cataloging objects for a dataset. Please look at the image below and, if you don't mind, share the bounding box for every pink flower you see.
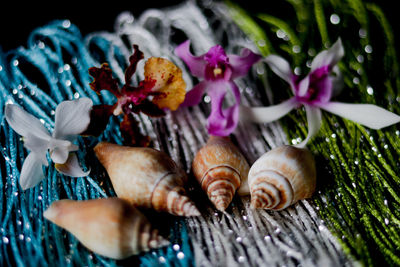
[241,38,400,147]
[175,40,261,136]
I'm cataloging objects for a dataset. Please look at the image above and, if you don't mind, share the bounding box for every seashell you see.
[192,136,250,211]
[43,198,169,259]
[94,142,200,217]
[248,145,316,210]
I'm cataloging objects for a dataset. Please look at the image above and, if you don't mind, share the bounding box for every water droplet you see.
[58,67,64,73]
[257,39,266,47]
[256,65,265,75]
[173,244,180,251]
[331,133,336,138]
[64,64,71,71]
[13,60,19,67]
[74,92,80,99]
[330,14,340,24]
[274,228,281,234]
[0,65,3,71]
[353,77,360,84]
[26,237,31,242]
[276,29,286,39]
[236,237,242,242]
[38,41,45,49]
[384,218,389,225]
[367,85,374,95]
[364,45,373,54]
[18,234,24,240]
[292,45,301,54]
[357,55,364,63]
[384,199,388,206]
[2,236,9,244]
[30,90,36,96]
[306,60,312,68]
[294,67,301,75]
[39,119,45,124]
[352,182,357,188]
[238,256,246,263]
[318,225,324,231]
[65,80,72,87]
[242,215,247,221]
[308,48,316,57]
[354,160,359,165]
[359,28,367,38]
[330,154,335,159]
[159,256,166,263]
[264,235,271,241]
[62,20,71,28]
[177,252,185,259]
[204,95,211,103]
[291,139,298,145]
[12,89,18,95]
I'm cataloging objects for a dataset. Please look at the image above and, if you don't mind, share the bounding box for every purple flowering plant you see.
[241,38,400,147]
[175,40,261,136]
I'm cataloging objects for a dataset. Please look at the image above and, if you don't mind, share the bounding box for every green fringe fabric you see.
[227,0,400,266]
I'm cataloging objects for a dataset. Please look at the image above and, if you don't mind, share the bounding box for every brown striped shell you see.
[43,198,169,259]
[94,142,200,217]
[248,145,316,210]
[192,136,250,211]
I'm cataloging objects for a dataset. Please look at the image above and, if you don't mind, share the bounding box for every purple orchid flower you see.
[175,40,261,136]
[241,38,400,147]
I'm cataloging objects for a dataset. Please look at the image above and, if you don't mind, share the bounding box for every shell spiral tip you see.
[181,199,201,216]
[212,194,232,211]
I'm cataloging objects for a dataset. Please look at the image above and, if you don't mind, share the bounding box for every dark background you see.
[0,0,398,52]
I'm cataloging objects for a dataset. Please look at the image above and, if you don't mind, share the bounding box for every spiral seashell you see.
[43,198,169,259]
[94,142,200,217]
[192,136,250,211]
[248,145,316,210]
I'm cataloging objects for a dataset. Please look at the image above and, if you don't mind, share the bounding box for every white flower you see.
[241,38,400,147]
[5,98,93,190]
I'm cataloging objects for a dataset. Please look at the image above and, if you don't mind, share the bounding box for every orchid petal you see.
[53,98,93,139]
[5,104,51,140]
[298,75,310,97]
[229,48,262,79]
[207,81,240,136]
[23,134,49,166]
[55,153,90,177]
[175,40,207,78]
[264,55,294,85]
[296,106,322,148]
[240,98,297,123]
[320,102,400,129]
[19,152,45,190]
[49,139,78,164]
[311,38,344,71]
[181,81,208,107]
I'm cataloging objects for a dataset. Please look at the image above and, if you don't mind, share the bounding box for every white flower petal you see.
[321,102,400,129]
[311,38,344,71]
[240,98,297,123]
[264,55,294,85]
[19,152,45,190]
[53,98,93,139]
[298,76,310,97]
[5,104,51,140]
[23,134,49,165]
[55,153,90,177]
[296,106,322,148]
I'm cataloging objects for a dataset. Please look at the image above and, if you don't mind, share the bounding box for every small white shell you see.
[248,145,316,210]
[44,198,169,259]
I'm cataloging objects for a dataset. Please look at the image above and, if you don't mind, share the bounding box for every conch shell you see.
[192,136,250,211]
[44,198,169,259]
[248,145,316,210]
[94,142,200,216]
